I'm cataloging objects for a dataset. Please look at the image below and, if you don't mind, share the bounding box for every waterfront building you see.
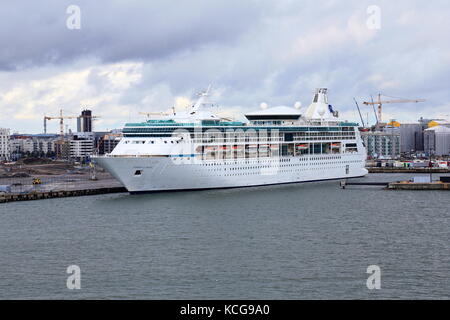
[399,123,424,154]
[424,126,450,156]
[98,133,122,155]
[9,134,58,159]
[69,133,95,161]
[55,140,71,160]
[361,128,401,159]
[0,128,10,161]
[69,139,94,161]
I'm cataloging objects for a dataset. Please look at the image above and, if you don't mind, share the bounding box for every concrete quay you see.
[387,182,450,190]
[0,186,127,203]
[368,167,450,173]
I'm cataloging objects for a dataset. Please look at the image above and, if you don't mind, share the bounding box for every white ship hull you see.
[94,87,369,193]
[95,154,368,193]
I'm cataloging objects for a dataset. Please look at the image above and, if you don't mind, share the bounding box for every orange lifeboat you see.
[295,144,308,149]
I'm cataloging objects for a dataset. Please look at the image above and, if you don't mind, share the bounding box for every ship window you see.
[134,170,142,176]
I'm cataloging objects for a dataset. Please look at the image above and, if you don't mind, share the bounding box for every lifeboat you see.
[295,144,308,149]
[205,146,217,152]
[331,142,341,147]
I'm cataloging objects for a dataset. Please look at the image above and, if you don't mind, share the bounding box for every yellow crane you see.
[363,94,426,123]
[44,109,78,139]
[43,109,100,138]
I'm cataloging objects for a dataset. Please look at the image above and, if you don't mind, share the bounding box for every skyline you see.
[1,1,450,133]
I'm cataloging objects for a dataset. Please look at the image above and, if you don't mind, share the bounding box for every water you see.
[0,173,449,299]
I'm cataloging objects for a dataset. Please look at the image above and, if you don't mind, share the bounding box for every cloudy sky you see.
[1,0,449,133]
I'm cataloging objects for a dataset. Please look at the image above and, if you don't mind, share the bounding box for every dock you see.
[387,182,450,190]
[340,181,389,189]
[340,178,450,191]
[367,167,450,173]
[0,186,127,203]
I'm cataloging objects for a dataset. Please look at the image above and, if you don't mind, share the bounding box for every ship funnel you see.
[304,88,336,120]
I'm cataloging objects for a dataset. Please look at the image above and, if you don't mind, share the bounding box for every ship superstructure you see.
[93,88,368,193]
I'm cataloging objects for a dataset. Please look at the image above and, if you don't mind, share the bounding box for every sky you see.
[1,0,450,134]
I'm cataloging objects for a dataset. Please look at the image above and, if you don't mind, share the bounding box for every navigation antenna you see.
[191,84,213,113]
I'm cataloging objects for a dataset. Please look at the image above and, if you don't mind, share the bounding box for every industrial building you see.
[0,128,10,161]
[361,117,450,159]
[397,118,450,155]
[399,123,424,154]
[424,126,450,156]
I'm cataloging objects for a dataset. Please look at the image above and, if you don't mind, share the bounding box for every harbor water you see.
[0,173,448,299]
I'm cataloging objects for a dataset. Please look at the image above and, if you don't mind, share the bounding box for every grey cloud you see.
[0,0,264,70]
[2,0,450,133]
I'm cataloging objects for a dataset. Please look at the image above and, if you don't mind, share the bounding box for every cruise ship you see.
[93,88,368,193]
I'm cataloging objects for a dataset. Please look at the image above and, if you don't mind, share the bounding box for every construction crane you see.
[43,109,100,137]
[363,94,426,123]
[44,109,78,138]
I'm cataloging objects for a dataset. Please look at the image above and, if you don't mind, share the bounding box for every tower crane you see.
[44,109,78,139]
[363,94,426,124]
[43,109,100,138]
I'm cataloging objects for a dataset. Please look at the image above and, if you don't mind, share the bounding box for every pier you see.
[341,178,450,191]
[367,167,450,173]
[0,167,127,203]
[0,186,127,203]
[387,182,450,190]
[340,181,389,189]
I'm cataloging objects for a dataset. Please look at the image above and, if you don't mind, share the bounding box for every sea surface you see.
[0,173,449,299]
